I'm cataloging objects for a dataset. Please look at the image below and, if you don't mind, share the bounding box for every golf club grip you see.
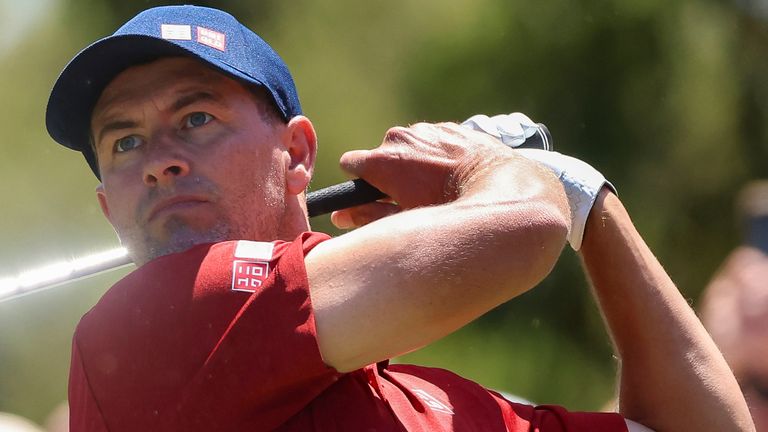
[306,123,553,218]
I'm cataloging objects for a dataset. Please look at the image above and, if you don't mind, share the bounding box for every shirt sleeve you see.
[532,404,629,432]
[492,394,629,432]
[69,336,110,432]
[72,233,339,432]
[165,233,340,431]
[381,362,629,432]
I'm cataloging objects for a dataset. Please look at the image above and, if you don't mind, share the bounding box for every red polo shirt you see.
[69,232,627,431]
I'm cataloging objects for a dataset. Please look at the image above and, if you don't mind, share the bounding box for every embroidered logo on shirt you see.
[231,241,274,292]
[197,26,226,51]
[160,24,192,40]
[232,261,269,292]
[411,389,454,414]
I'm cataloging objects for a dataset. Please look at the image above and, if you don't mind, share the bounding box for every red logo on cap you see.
[232,260,269,292]
[197,26,226,51]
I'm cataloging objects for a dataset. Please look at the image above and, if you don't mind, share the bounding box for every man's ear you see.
[95,184,112,222]
[284,115,317,195]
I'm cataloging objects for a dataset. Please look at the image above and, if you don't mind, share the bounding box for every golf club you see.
[0,116,552,302]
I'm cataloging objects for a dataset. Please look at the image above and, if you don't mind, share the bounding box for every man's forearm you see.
[580,189,754,432]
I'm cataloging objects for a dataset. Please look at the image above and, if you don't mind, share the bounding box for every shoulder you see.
[75,232,332,349]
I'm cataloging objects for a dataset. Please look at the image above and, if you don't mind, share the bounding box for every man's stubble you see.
[118,170,287,266]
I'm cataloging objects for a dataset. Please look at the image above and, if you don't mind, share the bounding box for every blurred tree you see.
[63,0,278,28]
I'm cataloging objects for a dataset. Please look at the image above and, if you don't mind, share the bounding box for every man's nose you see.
[142,139,191,186]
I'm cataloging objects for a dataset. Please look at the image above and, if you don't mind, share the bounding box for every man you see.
[701,181,768,431]
[45,5,753,432]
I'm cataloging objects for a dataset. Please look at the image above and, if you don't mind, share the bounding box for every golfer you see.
[45,5,753,432]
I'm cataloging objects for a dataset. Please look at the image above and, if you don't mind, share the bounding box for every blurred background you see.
[1,0,768,427]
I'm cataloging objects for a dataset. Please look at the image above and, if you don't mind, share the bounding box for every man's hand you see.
[330,122,518,229]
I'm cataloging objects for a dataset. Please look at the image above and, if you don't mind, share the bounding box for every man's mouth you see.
[147,196,210,222]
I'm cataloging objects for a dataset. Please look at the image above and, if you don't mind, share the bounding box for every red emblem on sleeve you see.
[231,260,269,292]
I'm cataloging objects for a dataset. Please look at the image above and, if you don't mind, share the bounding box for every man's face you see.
[91,57,292,265]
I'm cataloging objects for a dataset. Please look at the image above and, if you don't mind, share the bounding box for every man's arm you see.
[581,189,755,432]
[305,122,570,373]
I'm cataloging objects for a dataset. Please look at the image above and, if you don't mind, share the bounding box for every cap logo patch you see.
[160,24,192,40]
[231,241,274,293]
[197,26,226,51]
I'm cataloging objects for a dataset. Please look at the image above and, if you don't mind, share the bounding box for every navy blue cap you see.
[46,5,302,179]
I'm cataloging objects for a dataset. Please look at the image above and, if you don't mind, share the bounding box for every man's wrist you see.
[449,153,517,199]
[580,187,622,253]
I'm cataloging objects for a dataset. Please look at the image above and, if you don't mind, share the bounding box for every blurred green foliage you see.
[1,0,766,425]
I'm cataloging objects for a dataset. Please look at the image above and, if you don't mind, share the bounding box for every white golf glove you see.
[462,112,547,148]
[462,112,615,251]
[516,148,615,250]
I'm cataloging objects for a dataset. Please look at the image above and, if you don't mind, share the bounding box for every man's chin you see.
[134,222,234,265]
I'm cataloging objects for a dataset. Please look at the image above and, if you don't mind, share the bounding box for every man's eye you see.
[115,135,144,153]
[184,112,214,128]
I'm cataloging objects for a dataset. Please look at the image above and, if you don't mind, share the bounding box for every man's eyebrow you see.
[95,120,139,148]
[94,91,224,146]
[170,91,223,112]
